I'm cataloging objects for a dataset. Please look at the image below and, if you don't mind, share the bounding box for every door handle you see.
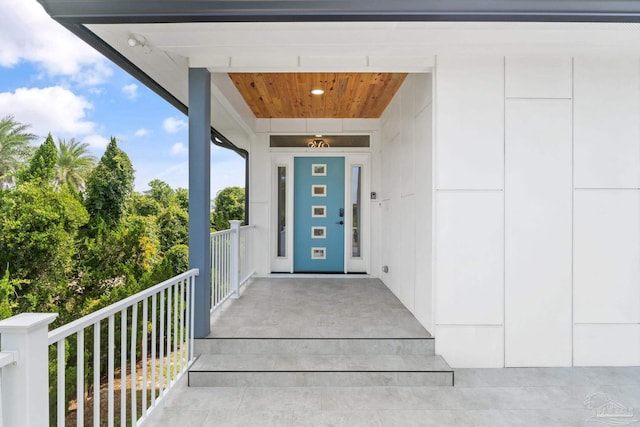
[336,220,344,225]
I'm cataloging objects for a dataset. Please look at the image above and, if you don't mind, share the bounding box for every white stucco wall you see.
[377,74,434,334]
[236,56,639,369]
[433,55,640,368]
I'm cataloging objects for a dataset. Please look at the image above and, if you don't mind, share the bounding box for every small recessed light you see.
[311,89,324,95]
[315,134,323,138]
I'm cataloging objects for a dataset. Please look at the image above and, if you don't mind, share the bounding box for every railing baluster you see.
[166,285,172,387]
[159,290,164,396]
[142,297,148,416]
[120,308,127,427]
[57,339,65,427]
[185,276,192,362]
[190,275,195,360]
[179,279,185,371]
[130,302,138,423]
[108,315,114,427]
[172,283,177,382]
[151,293,157,407]
[93,321,100,427]
[77,330,84,427]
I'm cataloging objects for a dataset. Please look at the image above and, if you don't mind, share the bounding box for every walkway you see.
[143,278,640,426]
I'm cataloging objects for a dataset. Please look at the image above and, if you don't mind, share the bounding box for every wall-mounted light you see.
[127,34,151,53]
[308,138,330,148]
[310,89,324,95]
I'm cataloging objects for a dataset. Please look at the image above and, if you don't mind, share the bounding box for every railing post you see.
[0,313,58,427]
[230,220,241,299]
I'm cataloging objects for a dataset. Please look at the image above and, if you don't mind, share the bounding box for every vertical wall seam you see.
[571,56,576,367]
[503,56,507,368]
[432,56,438,341]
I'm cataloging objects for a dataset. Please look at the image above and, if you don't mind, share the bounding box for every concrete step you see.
[188,353,453,387]
[194,337,435,356]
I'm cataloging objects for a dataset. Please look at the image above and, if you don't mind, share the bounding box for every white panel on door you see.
[435,325,504,368]
[435,191,504,325]
[574,57,640,189]
[505,56,572,99]
[435,56,504,190]
[574,190,640,324]
[574,324,640,366]
[505,99,572,367]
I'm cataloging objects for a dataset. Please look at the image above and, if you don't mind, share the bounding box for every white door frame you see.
[270,150,371,274]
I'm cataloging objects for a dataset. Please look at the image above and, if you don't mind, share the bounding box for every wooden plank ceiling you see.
[228,72,407,119]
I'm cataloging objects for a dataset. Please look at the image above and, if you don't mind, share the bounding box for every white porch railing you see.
[0,269,198,427]
[48,269,197,427]
[210,221,256,312]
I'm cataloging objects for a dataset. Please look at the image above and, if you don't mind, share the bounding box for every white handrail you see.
[210,223,256,312]
[48,269,198,344]
[47,269,198,427]
[0,352,16,370]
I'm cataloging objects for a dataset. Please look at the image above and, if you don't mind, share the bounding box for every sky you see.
[0,0,245,195]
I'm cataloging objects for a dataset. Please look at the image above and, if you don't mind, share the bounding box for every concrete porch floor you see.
[205,277,432,338]
[143,278,640,426]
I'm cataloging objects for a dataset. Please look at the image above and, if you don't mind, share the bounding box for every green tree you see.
[84,137,134,229]
[0,116,36,187]
[145,179,174,207]
[174,188,189,211]
[18,133,57,184]
[0,182,88,282]
[157,205,188,252]
[128,193,161,217]
[211,186,245,230]
[55,138,97,192]
[0,268,20,320]
[143,244,189,287]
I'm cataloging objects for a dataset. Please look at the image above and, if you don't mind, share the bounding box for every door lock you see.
[339,208,344,217]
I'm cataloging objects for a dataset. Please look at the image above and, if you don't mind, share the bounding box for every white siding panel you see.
[414,105,434,333]
[435,191,504,325]
[574,57,640,189]
[306,118,343,133]
[270,118,307,132]
[505,56,572,99]
[435,325,504,368]
[574,190,640,324]
[435,56,504,190]
[574,324,640,367]
[504,99,573,367]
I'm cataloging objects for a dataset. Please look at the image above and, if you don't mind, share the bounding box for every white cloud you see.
[121,83,138,100]
[0,86,95,137]
[134,128,149,137]
[83,134,110,149]
[162,117,187,133]
[170,142,187,155]
[0,0,112,85]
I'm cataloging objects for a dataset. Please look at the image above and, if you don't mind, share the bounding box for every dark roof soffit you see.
[36,0,640,24]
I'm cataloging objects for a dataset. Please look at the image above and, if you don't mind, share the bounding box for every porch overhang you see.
[35,0,640,24]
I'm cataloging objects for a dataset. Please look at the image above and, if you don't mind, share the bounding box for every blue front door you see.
[294,157,345,272]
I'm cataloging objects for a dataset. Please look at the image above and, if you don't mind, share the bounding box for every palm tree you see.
[55,138,97,192]
[0,116,36,188]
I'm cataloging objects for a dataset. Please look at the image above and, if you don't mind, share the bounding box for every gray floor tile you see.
[239,387,322,411]
[201,410,293,427]
[292,410,383,427]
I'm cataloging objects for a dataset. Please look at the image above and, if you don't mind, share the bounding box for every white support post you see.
[0,313,58,427]
[230,220,241,299]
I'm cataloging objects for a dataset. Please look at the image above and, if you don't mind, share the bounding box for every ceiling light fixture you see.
[310,89,324,95]
[127,34,152,53]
